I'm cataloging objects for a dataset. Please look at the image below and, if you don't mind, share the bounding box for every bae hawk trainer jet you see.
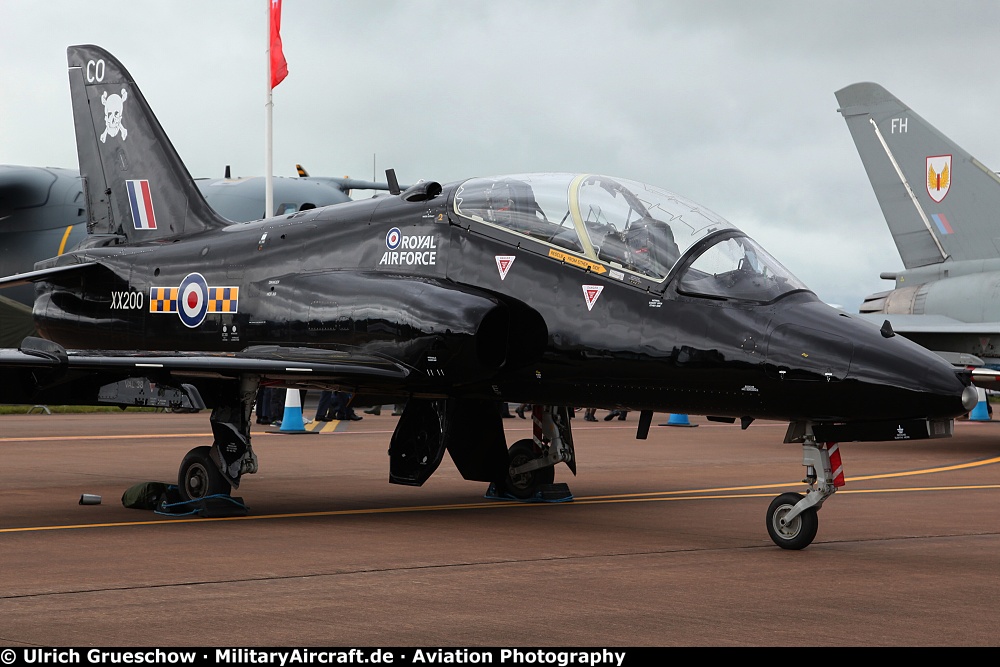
[837,82,1000,383]
[0,46,978,549]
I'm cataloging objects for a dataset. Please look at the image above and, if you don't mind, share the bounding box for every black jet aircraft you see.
[0,45,978,549]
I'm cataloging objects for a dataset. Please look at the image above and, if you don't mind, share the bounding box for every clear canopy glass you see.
[675,234,808,302]
[453,173,807,301]
[454,173,736,280]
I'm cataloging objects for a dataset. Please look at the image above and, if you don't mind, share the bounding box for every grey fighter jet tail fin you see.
[67,45,231,242]
[836,82,1000,269]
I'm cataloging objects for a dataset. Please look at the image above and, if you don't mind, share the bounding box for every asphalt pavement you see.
[1,409,999,646]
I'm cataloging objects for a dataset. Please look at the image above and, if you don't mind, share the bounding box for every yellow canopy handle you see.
[567,174,599,261]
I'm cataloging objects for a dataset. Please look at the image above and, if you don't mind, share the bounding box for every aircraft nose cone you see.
[851,327,974,420]
[962,384,980,412]
[769,301,973,422]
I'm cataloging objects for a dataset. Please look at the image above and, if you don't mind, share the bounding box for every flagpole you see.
[265,0,274,220]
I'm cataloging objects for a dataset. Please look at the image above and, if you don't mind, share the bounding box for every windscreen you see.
[675,233,808,302]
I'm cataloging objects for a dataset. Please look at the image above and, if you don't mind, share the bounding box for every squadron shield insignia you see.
[926,155,952,203]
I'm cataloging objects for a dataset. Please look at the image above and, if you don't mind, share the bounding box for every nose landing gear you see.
[766,429,843,550]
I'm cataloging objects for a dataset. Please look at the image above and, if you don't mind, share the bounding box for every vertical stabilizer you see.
[67,45,230,241]
[836,82,1000,268]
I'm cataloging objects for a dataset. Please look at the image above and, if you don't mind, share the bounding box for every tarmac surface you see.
[1,406,999,647]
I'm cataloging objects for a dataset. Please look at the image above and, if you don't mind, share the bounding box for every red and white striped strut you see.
[828,442,846,488]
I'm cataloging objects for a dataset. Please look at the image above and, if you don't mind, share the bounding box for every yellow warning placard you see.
[548,248,607,274]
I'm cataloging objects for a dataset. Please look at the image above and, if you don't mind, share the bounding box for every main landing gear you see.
[503,439,555,498]
[179,446,231,500]
[765,428,844,550]
[498,405,576,499]
[177,377,260,502]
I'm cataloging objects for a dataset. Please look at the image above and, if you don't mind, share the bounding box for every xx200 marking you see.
[110,290,143,310]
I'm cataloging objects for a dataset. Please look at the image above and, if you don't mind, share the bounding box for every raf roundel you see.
[177,272,209,328]
[386,227,402,250]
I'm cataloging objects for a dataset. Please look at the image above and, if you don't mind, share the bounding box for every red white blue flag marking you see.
[931,213,954,235]
[126,179,157,230]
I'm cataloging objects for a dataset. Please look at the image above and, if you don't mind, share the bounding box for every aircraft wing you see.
[0,338,410,407]
[0,262,100,289]
[857,313,1000,388]
[0,343,409,379]
[857,312,1000,335]
[0,295,36,347]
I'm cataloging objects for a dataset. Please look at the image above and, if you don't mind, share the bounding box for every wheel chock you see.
[156,493,248,518]
[197,496,248,518]
[484,482,574,502]
[538,482,573,501]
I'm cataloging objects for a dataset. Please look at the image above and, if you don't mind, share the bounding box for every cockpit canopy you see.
[454,173,807,302]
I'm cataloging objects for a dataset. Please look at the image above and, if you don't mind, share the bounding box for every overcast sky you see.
[3,1,1000,311]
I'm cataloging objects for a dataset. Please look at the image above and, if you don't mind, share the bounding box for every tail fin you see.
[835,82,1000,268]
[67,45,230,242]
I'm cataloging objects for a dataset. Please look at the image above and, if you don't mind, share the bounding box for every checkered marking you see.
[149,273,239,328]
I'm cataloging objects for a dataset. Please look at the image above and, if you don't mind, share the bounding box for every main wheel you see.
[178,446,231,501]
[766,492,818,550]
[501,439,555,499]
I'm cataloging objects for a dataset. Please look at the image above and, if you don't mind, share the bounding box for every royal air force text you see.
[379,234,437,266]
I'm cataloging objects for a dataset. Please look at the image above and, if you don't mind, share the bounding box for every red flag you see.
[270,0,288,88]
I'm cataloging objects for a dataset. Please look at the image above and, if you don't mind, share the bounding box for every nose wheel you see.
[765,432,843,549]
[766,492,818,550]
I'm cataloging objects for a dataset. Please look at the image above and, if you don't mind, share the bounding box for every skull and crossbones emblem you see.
[100,88,128,143]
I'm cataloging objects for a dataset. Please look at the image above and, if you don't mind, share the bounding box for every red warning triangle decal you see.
[495,255,515,280]
[582,284,604,311]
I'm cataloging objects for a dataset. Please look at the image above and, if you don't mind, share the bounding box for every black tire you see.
[178,446,231,501]
[501,439,555,499]
[766,492,818,550]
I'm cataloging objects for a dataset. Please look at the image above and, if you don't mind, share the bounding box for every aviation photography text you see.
[4,648,632,667]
